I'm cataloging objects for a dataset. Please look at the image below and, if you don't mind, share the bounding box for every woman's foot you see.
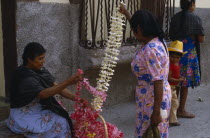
[177,111,195,118]
[169,122,181,127]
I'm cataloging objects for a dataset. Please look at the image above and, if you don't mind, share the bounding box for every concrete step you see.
[0,121,24,138]
[0,96,10,121]
[0,104,10,122]
[0,97,24,138]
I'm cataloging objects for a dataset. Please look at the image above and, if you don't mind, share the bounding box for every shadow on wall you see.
[83,63,136,108]
[60,63,136,111]
[16,2,137,110]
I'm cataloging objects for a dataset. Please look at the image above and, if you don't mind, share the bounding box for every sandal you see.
[177,112,195,118]
[169,122,181,127]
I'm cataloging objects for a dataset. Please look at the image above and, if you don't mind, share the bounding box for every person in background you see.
[169,0,205,118]
[168,41,186,126]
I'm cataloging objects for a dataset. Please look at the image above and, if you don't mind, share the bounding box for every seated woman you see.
[6,42,82,138]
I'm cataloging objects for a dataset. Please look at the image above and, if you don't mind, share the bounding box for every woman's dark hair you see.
[169,51,183,57]
[22,42,46,65]
[180,0,196,32]
[130,10,167,52]
[180,0,195,11]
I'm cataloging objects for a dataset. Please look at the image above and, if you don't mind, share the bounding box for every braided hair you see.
[130,10,167,52]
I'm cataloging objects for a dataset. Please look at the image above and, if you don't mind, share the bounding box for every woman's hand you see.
[119,3,128,15]
[68,72,83,85]
[151,110,162,127]
[119,3,132,21]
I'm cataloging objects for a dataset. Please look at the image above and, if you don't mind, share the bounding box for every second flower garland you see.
[92,2,126,111]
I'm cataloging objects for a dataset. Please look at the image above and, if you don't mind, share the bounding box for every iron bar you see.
[100,0,103,42]
[80,0,175,48]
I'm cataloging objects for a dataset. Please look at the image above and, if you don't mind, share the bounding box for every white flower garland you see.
[92,2,126,111]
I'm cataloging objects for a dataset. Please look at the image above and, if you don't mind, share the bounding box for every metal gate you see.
[80,0,175,49]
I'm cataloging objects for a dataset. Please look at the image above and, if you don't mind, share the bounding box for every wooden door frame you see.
[1,0,17,97]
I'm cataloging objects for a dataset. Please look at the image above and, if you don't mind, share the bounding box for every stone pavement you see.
[102,83,210,138]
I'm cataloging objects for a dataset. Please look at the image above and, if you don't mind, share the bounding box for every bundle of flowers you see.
[70,70,123,138]
[70,2,126,137]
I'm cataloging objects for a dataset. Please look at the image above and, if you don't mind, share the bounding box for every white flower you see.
[92,2,126,111]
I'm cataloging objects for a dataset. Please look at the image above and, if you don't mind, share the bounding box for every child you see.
[168,40,186,126]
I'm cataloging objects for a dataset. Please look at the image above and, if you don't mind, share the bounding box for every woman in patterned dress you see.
[169,0,205,118]
[7,42,83,138]
[120,6,171,138]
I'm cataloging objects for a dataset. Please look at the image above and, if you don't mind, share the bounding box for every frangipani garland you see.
[93,2,126,111]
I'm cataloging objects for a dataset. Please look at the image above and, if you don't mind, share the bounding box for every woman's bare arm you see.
[151,80,163,126]
[38,73,82,99]
[53,82,76,101]
[197,35,205,43]
[119,3,132,21]
[153,80,163,113]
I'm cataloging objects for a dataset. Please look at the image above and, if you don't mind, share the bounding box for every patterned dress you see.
[131,37,171,138]
[7,98,72,138]
[180,36,200,88]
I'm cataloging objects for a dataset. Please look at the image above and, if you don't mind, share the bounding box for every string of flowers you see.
[92,2,126,111]
[69,2,126,137]
[70,69,123,138]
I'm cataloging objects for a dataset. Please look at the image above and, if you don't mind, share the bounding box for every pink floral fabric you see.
[131,37,171,138]
[7,98,72,138]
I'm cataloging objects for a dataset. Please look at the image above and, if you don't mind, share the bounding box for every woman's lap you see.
[8,111,71,138]
[7,100,71,138]
[25,116,71,138]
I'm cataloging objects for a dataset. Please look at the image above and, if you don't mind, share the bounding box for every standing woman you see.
[120,6,171,138]
[169,0,205,118]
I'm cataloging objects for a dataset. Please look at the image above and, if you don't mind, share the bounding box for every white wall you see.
[0,0,5,97]
[175,0,210,8]
[40,0,69,3]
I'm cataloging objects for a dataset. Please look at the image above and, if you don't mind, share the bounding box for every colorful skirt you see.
[180,36,200,88]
